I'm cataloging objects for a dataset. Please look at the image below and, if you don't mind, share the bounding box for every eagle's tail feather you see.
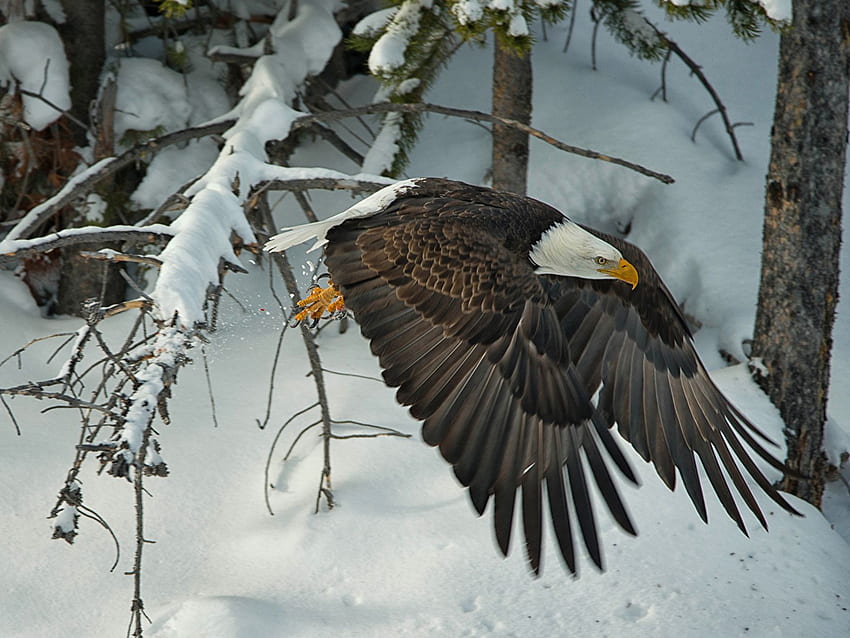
[264,218,338,254]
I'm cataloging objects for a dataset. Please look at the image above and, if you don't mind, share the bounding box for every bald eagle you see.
[265,178,798,574]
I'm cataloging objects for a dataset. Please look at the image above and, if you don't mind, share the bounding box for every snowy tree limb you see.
[2,121,233,242]
[0,226,175,265]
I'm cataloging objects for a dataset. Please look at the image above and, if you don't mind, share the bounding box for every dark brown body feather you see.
[322,178,798,574]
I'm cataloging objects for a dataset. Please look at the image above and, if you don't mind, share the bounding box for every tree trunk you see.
[491,38,531,195]
[53,1,126,316]
[58,0,105,147]
[750,0,850,507]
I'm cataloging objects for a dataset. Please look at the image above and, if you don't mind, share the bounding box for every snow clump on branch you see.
[0,21,70,131]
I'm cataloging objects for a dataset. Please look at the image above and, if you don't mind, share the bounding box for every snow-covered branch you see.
[0,225,175,265]
[0,121,233,243]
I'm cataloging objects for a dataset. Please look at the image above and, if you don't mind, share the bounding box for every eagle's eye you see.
[595,256,608,266]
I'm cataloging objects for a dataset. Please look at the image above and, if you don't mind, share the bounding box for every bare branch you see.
[691,108,720,143]
[201,346,219,429]
[562,0,579,53]
[643,20,746,161]
[1,394,20,435]
[289,103,676,184]
[80,250,164,268]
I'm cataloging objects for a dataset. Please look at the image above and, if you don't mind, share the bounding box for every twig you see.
[263,402,320,515]
[135,177,198,228]
[651,48,673,102]
[320,367,383,383]
[256,319,291,430]
[46,333,79,367]
[246,176,391,209]
[691,108,720,143]
[643,19,746,161]
[119,270,154,302]
[562,0,579,53]
[0,332,78,368]
[129,409,155,638]
[77,504,121,572]
[591,7,601,71]
[283,420,322,461]
[1,394,20,435]
[102,299,151,318]
[201,346,219,428]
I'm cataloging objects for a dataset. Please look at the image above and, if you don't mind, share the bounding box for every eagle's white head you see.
[529,219,639,288]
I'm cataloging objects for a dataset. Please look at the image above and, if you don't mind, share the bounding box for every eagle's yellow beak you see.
[599,258,639,290]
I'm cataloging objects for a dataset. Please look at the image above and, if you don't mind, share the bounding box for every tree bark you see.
[53,1,127,316]
[58,0,105,147]
[750,0,850,507]
[492,38,532,195]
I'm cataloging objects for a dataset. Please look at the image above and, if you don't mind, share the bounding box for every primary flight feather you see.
[265,177,799,575]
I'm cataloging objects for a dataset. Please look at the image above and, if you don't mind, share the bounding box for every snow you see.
[114,58,192,141]
[131,139,220,211]
[0,21,70,131]
[664,0,791,24]
[368,0,434,75]
[353,7,399,37]
[451,0,484,26]
[507,13,529,38]
[757,0,792,22]
[1,6,849,638]
[360,112,403,175]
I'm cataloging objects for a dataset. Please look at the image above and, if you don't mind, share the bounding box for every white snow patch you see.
[352,7,398,37]
[758,0,791,21]
[114,58,192,140]
[508,13,529,37]
[0,21,70,130]
[361,113,403,175]
[131,139,220,211]
[452,0,484,25]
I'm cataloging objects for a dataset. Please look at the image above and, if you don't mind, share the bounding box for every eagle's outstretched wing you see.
[314,180,799,574]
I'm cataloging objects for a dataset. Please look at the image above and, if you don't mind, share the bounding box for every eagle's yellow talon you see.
[292,279,345,325]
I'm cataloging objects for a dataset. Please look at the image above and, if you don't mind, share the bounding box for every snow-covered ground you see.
[2,8,849,638]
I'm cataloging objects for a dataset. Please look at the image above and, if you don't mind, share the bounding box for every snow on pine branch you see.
[663,0,791,23]
[368,0,435,75]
